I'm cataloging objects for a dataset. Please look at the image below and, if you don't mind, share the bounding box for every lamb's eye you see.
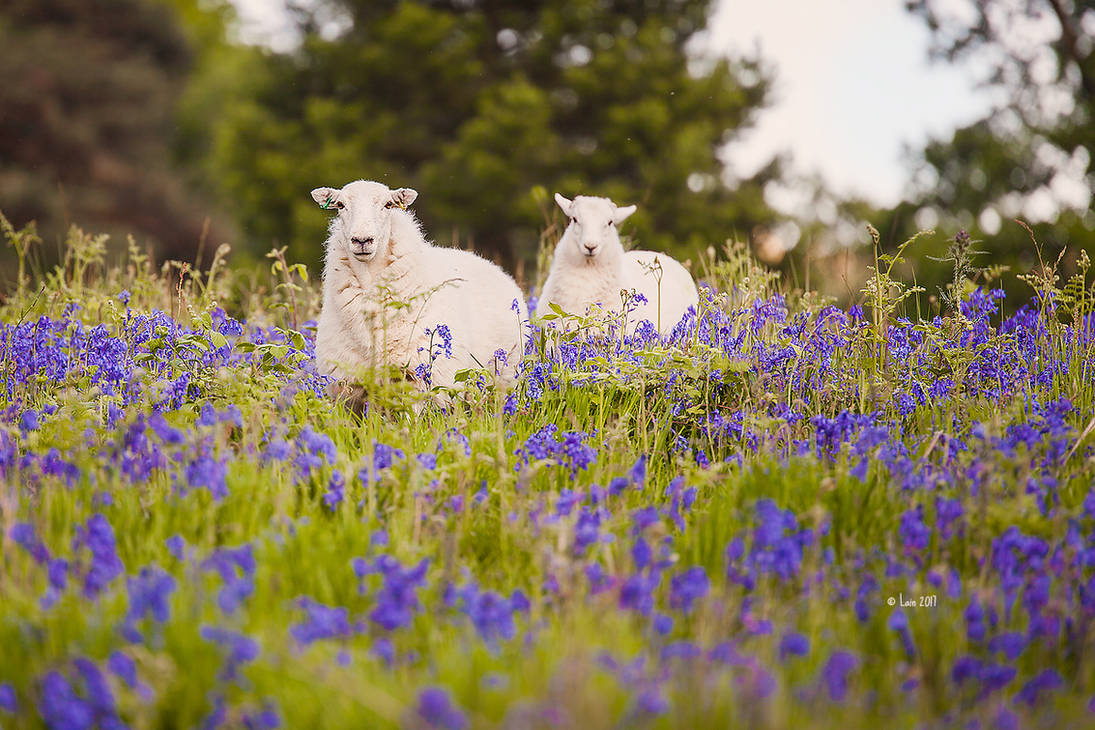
[570,218,577,226]
[605,221,613,228]
[384,201,394,209]
[336,202,344,210]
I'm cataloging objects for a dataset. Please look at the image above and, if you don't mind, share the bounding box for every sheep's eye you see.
[336,202,345,210]
[384,201,394,209]
[570,218,577,226]
[605,221,613,228]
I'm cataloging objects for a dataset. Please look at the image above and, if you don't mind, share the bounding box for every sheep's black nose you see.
[351,237,374,247]
[584,244,595,253]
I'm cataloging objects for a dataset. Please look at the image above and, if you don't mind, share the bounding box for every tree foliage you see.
[211,0,782,270]
[0,0,233,265]
[895,0,1095,305]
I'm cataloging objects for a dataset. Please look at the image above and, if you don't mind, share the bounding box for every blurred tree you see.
[897,0,1095,307]
[212,0,783,273]
[0,0,233,267]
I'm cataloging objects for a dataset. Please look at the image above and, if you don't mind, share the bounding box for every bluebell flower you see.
[821,650,856,701]
[779,632,809,661]
[652,613,673,635]
[290,598,361,645]
[1015,669,1064,706]
[368,556,428,631]
[201,626,260,681]
[371,637,394,666]
[416,687,467,730]
[165,534,186,561]
[887,608,916,659]
[0,682,16,714]
[38,670,94,730]
[123,565,176,639]
[668,567,709,614]
[988,632,1026,661]
[106,652,137,688]
[72,514,124,599]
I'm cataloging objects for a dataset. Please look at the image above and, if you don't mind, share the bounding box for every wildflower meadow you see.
[2,217,1094,729]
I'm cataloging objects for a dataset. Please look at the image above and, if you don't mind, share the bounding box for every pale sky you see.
[708,0,998,209]
[231,0,998,212]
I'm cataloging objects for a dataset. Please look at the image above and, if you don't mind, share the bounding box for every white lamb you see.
[537,194,699,336]
[311,180,528,395]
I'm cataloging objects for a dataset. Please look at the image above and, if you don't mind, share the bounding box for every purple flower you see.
[668,567,709,614]
[368,557,428,631]
[39,671,94,730]
[978,662,1016,696]
[242,703,281,729]
[106,652,137,688]
[631,537,652,570]
[0,682,16,713]
[291,599,361,645]
[1015,669,1064,706]
[125,565,176,634]
[821,650,856,702]
[898,505,931,557]
[660,641,702,662]
[165,534,186,561]
[371,637,394,666]
[12,522,50,564]
[201,544,255,615]
[447,583,525,644]
[201,626,260,681]
[966,599,987,643]
[19,409,40,432]
[72,514,124,599]
[635,687,667,714]
[416,687,467,730]
[887,608,915,659]
[988,632,1027,661]
[779,632,809,661]
[186,454,228,499]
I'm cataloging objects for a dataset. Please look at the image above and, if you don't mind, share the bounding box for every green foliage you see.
[1,216,1095,727]
[0,0,233,268]
[209,0,781,269]
[892,0,1095,307]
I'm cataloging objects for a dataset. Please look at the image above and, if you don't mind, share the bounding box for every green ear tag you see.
[322,198,332,210]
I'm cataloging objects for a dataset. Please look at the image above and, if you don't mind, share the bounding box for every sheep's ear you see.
[554,193,574,217]
[311,187,340,210]
[390,188,418,209]
[612,204,637,225]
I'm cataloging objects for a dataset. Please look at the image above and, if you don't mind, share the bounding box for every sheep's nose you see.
[583,244,596,254]
[351,236,374,247]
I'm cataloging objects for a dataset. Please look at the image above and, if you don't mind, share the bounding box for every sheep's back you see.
[408,247,527,379]
[622,250,699,334]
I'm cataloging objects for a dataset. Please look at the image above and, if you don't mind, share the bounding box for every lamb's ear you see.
[612,204,637,225]
[311,187,340,210]
[554,193,574,217]
[390,188,418,209]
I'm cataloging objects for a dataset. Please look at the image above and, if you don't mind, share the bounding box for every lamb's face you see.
[554,193,636,262]
[311,180,418,262]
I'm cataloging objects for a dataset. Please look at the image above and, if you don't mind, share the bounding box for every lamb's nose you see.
[584,244,595,254]
[351,236,374,247]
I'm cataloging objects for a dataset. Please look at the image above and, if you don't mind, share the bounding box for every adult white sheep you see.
[312,180,528,395]
[537,194,698,337]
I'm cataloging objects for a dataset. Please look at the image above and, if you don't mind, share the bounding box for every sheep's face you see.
[554,194,636,262]
[311,180,418,262]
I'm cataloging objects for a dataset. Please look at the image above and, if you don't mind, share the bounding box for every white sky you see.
[231,0,999,210]
[708,0,998,208]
